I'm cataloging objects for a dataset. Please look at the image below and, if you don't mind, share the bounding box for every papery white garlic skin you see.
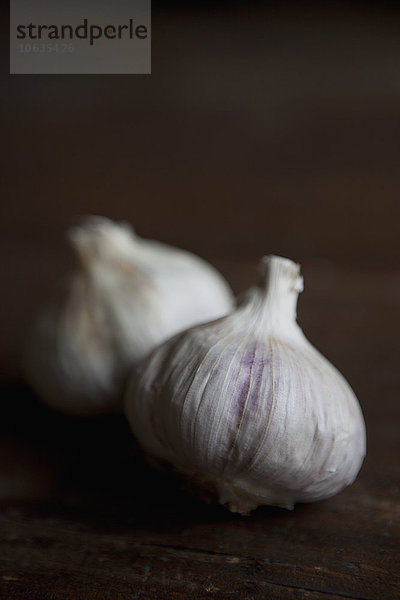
[125,255,366,514]
[24,216,233,415]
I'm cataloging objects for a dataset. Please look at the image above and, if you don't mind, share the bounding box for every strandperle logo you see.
[16,18,148,46]
[10,0,151,74]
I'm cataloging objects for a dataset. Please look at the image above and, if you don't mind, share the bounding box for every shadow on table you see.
[0,382,309,533]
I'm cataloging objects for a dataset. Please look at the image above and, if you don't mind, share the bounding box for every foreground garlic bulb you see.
[125,255,366,514]
[25,216,233,414]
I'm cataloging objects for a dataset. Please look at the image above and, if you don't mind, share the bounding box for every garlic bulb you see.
[125,255,366,514]
[24,216,233,415]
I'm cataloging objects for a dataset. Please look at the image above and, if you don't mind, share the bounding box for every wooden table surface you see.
[1,257,399,600]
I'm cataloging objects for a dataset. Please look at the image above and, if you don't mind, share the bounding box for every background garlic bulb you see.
[125,255,366,514]
[24,216,233,414]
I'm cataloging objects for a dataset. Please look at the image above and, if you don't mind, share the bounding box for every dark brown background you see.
[1,2,399,599]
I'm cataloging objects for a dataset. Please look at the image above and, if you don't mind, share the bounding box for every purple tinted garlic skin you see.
[125,255,366,514]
